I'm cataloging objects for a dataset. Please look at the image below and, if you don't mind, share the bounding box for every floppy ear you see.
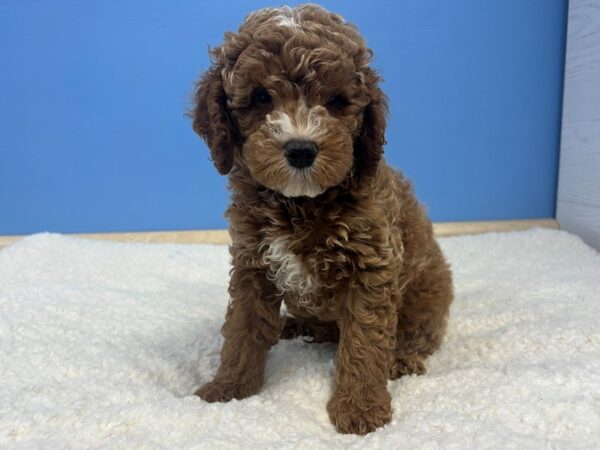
[192,65,237,175]
[354,72,388,178]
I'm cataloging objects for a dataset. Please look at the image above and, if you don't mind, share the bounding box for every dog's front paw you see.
[195,378,261,403]
[327,390,392,435]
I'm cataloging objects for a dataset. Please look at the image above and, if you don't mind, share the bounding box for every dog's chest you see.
[261,235,317,302]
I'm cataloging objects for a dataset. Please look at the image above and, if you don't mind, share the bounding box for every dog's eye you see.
[252,88,272,106]
[325,95,349,110]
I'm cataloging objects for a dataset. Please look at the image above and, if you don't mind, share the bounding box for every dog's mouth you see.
[278,167,324,198]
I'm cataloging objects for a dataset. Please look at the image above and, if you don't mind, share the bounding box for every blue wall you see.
[0,0,567,234]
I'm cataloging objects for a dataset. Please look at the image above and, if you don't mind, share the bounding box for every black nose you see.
[284,140,317,169]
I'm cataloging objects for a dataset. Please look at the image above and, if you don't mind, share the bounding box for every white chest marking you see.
[262,237,314,299]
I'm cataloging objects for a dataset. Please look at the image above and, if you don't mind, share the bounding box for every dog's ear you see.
[192,64,237,175]
[354,70,388,178]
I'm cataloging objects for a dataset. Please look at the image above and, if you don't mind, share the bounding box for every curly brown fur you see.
[191,4,453,435]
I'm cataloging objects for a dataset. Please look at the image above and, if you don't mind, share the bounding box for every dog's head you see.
[192,4,387,197]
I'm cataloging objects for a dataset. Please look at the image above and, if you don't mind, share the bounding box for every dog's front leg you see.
[327,286,397,434]
[196,268,281,402]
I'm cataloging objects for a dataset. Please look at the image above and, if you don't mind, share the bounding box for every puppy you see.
[191,4,453,435]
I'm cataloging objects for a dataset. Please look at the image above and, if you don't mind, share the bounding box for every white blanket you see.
[1,229,599,449]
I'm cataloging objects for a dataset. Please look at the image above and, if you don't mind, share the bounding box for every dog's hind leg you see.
[390,254,453,380]
[280,315,340,343]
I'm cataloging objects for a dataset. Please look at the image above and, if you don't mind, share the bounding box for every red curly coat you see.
[191,4,453,435]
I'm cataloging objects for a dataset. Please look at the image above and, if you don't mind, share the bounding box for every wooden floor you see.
[0,219,558,249]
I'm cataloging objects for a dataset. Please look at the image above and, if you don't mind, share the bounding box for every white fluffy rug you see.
[1,229,599,449]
